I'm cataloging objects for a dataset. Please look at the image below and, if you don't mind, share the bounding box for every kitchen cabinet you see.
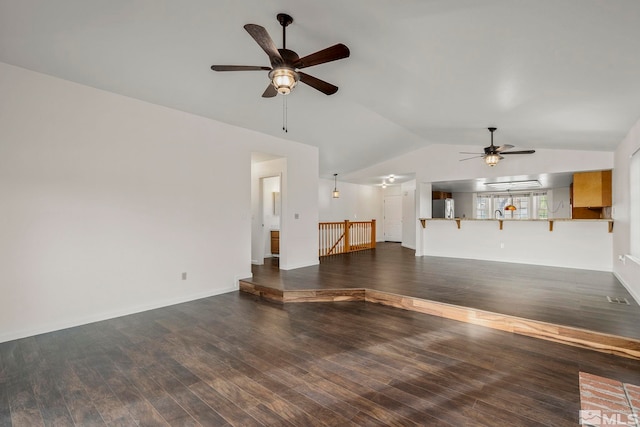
[432,191,452,200]
[571,170,612,219]
[270,230,279,255]
[572,170,612,207]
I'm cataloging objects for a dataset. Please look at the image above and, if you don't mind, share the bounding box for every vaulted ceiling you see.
[2,1,639,178]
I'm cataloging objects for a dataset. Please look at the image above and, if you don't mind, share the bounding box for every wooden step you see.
[239,280,640,360]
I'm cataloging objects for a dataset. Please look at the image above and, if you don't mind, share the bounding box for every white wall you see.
[345,143,614,263]
[550,187,572,219]
[0,62,319,342]
[282,152,320,270]
[318,179,416,248]
[423,220,612,271]
[613,116,640,302]
[318,178,383,239]
[347,144,614,185]
[452,192,474,219]
[401,180,416,249]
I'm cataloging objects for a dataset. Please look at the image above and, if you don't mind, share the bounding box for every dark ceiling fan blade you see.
[262,84,277,98]
[459,151,483,155]
[293,44,350,69]
[459,155,484,161]
[299,72,338,95]
[210,65,271,71]
[243,24,284,66]
[496,144,514,152]
[501,150,536,155]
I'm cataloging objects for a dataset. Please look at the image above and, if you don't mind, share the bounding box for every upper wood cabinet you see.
[432,191,452,200]
[572,170,612,208]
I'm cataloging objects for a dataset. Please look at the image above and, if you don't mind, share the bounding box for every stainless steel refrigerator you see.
[432,198,455,219]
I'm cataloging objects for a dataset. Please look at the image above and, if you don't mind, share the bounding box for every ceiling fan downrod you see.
[277,13,293,49]
[488,127,496,147]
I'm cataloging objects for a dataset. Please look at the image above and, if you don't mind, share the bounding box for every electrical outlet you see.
[500,243,505,249]
[181,272,187,280]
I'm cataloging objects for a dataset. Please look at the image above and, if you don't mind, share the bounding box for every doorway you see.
[261,175,281,264]
[384,195,402,242]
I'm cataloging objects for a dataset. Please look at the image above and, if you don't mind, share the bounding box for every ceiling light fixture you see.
[484,180,541,189]
[388,174,395,183]
[485,154,501,167]
[332,173,340,198]
[269,68,299,95]
[382,181,387,189]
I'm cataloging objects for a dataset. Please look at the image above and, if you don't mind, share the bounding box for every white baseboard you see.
[0,285,238,344]
[614,271,640,306]
[279,260,320,270]
[235,272,253,285]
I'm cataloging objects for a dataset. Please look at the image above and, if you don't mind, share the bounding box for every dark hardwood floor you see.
[248,243,640,340]
[2,291,640,426]
[2,244,640,426]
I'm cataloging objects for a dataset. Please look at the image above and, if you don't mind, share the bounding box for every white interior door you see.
[384,195,402,242]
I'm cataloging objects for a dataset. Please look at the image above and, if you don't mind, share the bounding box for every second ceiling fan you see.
[211,13,350,97]
[460,127,536,167]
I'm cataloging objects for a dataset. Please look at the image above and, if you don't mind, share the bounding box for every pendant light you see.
[332,173,340,198]
[505,190,517,212]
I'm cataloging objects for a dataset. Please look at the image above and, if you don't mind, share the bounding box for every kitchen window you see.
[475,192,549,219]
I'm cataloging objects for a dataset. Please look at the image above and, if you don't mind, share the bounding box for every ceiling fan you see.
[460,127,536,167]
[210,13,350,97]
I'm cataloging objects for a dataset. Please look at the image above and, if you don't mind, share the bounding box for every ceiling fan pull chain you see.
[282,95,288,133]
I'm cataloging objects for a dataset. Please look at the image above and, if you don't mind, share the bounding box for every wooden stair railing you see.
[319,219,376,257]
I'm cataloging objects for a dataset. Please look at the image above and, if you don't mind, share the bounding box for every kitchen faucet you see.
[495,209,503,219]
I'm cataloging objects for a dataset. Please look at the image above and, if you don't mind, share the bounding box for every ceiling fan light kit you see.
[484,153,501,167]
[460,127,536,166]
[269,68,299,95]
[211,13,350,98]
